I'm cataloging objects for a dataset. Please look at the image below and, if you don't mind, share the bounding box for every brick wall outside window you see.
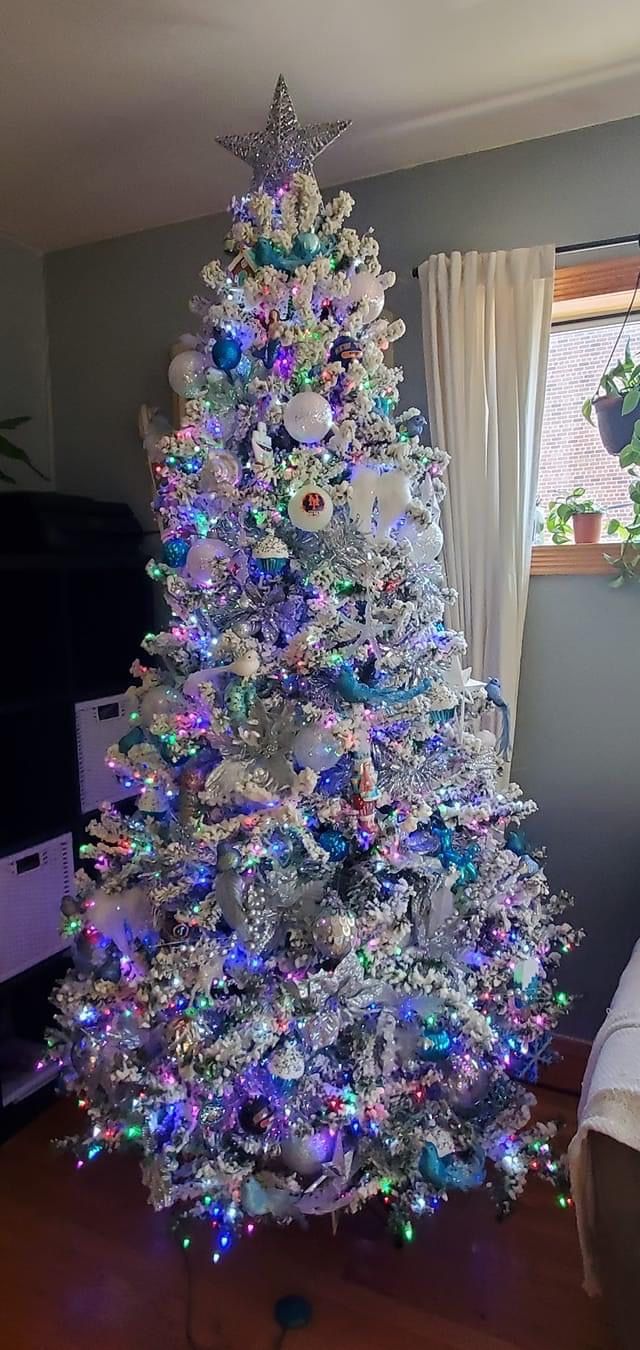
[538,316,640,529]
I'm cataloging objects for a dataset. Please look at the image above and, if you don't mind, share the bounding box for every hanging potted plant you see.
[546,488,603,544]
[583,340,640,456]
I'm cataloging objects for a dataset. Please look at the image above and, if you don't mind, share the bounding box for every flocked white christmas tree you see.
[52,78,577,1254]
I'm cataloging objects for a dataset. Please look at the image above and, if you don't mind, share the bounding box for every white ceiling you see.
[4,0,640,252]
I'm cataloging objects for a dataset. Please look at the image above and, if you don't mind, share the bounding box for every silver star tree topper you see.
[216,74,350,193]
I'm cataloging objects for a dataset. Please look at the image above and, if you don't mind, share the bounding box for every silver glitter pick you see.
[216,74,350,193]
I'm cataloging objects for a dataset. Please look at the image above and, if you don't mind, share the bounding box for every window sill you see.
[531,543,622,576]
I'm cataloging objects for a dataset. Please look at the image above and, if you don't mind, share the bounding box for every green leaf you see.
[607,519,622,534]
[582,398,594,425]
[619,443,640,468]
[0,433,48,481]
[572,486,586,497]
[622,389,640,416]
[609,574,625,588]
[0,415,30,431]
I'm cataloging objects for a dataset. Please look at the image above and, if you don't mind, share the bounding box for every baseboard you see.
[537,1034,591,1096]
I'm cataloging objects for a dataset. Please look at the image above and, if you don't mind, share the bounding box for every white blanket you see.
[568,937,640,1295]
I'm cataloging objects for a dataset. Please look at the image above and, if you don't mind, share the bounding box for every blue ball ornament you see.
[211,334,242,372]
[274,1295,313,1332]
[162,537,190,567]
[316,827,349,862]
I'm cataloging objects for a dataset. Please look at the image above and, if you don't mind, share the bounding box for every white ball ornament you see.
[167,350,207,398]
[348,270,385,323]
[293,722,342,772]
[283,391,333,444]
[401,518,444,564]
[288,483,334,532]
[185,538,231,586]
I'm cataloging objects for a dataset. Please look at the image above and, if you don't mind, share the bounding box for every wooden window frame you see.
[532,254,639,577]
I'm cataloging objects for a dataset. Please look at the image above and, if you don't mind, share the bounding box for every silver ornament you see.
[445,1057,490,1113]
[312,907,357,959]
[268,1040,305,1082]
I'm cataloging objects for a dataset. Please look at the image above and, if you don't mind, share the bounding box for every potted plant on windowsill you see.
[0,415,46,483]
[546,488,603,544]
[582,341,640,457]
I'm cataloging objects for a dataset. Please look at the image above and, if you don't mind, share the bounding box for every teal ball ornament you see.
[294,231,321,261]
[316,827,349,861]
[162,536,190,567]
[211,334,242,372]
[421,1027,452,1062]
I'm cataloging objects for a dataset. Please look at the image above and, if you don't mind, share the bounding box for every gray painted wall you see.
[45,114,640,1036]
[513,576,639,1039]
[0,234,52,486]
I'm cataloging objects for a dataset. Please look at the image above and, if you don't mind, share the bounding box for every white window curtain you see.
[418,245,555,735]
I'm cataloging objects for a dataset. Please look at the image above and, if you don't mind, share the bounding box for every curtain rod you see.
[411,233,640,278]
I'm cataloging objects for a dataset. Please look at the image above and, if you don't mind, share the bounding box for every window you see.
[532,255,640,575]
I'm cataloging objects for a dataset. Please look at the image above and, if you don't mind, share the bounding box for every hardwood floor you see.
[0,1091,615,1350]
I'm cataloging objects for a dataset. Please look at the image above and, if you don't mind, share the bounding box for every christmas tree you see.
[53,78,576,1254]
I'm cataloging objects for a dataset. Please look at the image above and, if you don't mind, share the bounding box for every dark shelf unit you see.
[0,492,154,1136]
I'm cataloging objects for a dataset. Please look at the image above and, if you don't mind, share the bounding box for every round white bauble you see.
[288,483,334,532]
[139,684,184,726]
[185,537,231,586]
[167,350,207,398]
[401,518,444,565]
[475,729,497,750]
[283,391,333,444]
[280,1128,336,1177]
[348,270,385,323]
[293,722,342,772]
